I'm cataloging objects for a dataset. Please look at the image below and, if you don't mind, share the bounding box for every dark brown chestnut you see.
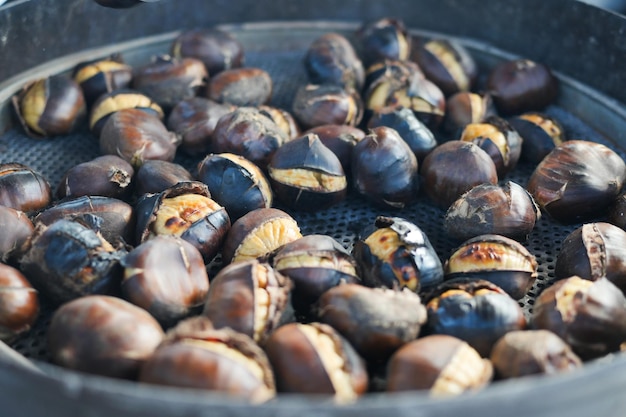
[421,140,498,209]
[608,192,626,231]
[134,160,193,197]
[444,181,541,242]
[171,28,245,76]
[351,126,419,209]
[292,84,363,130]
[56,155,134,200]
[356,18,411,66]
[0,163,51,214]
[207,67,272,107]
[47,295,164,379]
[425,278,527,357]
[508,112,566,164]
[386,334,492,396]
[352,216,443,292]
[122,235,209,327]
[304,32,365,91]
[0,263,38,342]
[89,89,164,137]
[0,206,34,263]
[486,58,559,116]
[73,58,133,106]
[258,105,301,141]
[527,140,626,223]
[532,276,626,360]
[304,124,365,174]
[264,322,368,402]
[268,134,347,211]
[443,92,496,134]
[443,234,538,300]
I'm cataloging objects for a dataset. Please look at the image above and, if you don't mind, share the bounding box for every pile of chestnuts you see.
[3,13,626,406]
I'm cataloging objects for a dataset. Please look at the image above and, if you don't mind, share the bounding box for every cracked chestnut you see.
[89,89,164,137]
[207,67,272,107]
[304,124,365,174]
[356,18,410,66]
[0,206,34,263]
[258,105,301,141]
[134,160,193,197]
[56,155,134,200]
[304,32,365,91]
[73,57,133,106]
[171,28,244,76]
[443,92,495,134]
[292,84,363,130]
[0,264,38,343]
[0,163,51,214]
[508,112,566,164]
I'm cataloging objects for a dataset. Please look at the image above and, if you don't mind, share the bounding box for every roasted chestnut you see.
[122,236,209,327]
[13,75,85,138]
[99,108,180,168]
[171,28,245,75]
[352,216,443,292]
[444,181,541,242]
[486,58,559,116]
[443,92,496,134]
[608,192,626,231]
[268,134,347,211]
[304,32,365,90]
[490,330,582,379]
[532,276,626,360]
[386,334,492,396]
[203,260,291,343]
[443,234,538,300]
[135,182,230,263]
[356,18,410,66]
[292,84,363,130]
[420,140,498,209]
[0,263,38,342]
[221,208,302,264]
[207,67,272,107]
[0,163,51,214]
[351,126,419,208]
[134,160,193,196]
[56,155,134,200]
[304,124,365,174]
[527,140,626,223]
[508,112,566,164]
[316,284,427,361]
[89,89,164,137]
[73,58,133,106]
[0,206,34,263]
[197,153,273,221]
[425,278,527,357]
[264,322,368,402]
[258,105,301,141]
[48,295,164,379]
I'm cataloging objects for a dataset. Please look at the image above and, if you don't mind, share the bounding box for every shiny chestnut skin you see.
[73,58,133,106]
[352,216,443,293]
[134,160,193,196]
[304,32,365,91]
[13,75,85,138]
[48,295,164,379]
[444,181,541,242]
[0,163,51,213]
[386,335,493,396]
[171,28,245,76]
[304,124,365,174]
[135,182,230,263]
[356,18,411,66]
[527,140,626,223]
[316,284,427,361]
[421,140,498,209]
[203,260,291,343]
[258,105,301,141]
[292,84,363,130]
[89,89,164,137]
[122,236,209,327]
[608,192,626,230]
[555,223,626,294]
[487,58,559,116]
[490,330,582,379]
[532,276,626,360]
[56,155,134,200]
[352,126,419,209]
[197,153,273,221]
[0,206,34,263]
[100,108,180,168]
[268,134,347,211]
[264,322,368,402]
[0,264,39,342]
[212,107,288,168]
[443,92,496,134]
[207,67,272,107]
[508,112,566,164]
[444,234,538,300]
[425,278,527,357]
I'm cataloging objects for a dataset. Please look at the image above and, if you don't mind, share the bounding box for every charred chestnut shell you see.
[207,67,272,107]
[0,206,34,263]
[0,163,51,214]
[134,160,193,197]
[304,32,365,91]
[352,216,443,293]
[443,92,496,134]
[171,28,245,76]
[304,124,365,174]
[292,84,363,130]
[56,155,134,200]
[356,18,411,66]
[89,89,164,137]
[508,112,566,164]
[0,264,39,343]
[73,58,133,106]
[527,140,626,223]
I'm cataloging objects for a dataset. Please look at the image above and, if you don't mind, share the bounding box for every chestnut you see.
[268,134,347,211]
[221,208,302,264]
[490,330,582,379]
[443,234,538,300]
[304,32,365,91]
[508,112,566,164]
[292,84,363,130]
[304,124,365,174]
[197,153,273,221]
[487,58,559,116]
[0,264,38,342]
[99,108,180,168]
[171,28,245,76]
[527,140,626,223]
[444,181,541,242]
[608,192,626,231]
[56,155,134,200]
[0,163,51,213]
[425,278,526,357]
[48,295,164,379]
[264,322,368,402]
[352,216,443,292]
[421,140,498,209]
[134,160,193,196]
[258,105,301,141]
[135,182,230,263]
[203,260,291,343]
[356,18,411,66]
[207,67,272,107]
[351,126,419,209]
[316,284,427,361]
[13,75,85,138]
[0,206,34,263]
[89,89,164,137]
[386,335,492,396]
[122,236,209,327]
[532,276,626,360]
[73,58,133,106]
[443,92,496,134]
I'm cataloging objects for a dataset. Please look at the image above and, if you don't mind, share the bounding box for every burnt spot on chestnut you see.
[89,89,164,137]
[56,155,134,200]
[292,84,363,130]
[134,160,193,197]
[356,18,411,66]
[304,32,365,91]
[0,163,51,214]
[0,264,39,343]
[443,92,495,134]
[0,206,34,263]
[73,58,133,107]
[171,28,245,76]
[207,67,272,107]
[304,124,365,174]
[508,112,566,164]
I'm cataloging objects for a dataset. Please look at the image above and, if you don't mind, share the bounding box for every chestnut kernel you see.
[134,160,193,197]
[207,67,272,107]
[292,84,363,130]
[56,155,134,200]
[0,163,51,214]
[304,32,365,91]
[0,264,39,343]
[171,28,244,76]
